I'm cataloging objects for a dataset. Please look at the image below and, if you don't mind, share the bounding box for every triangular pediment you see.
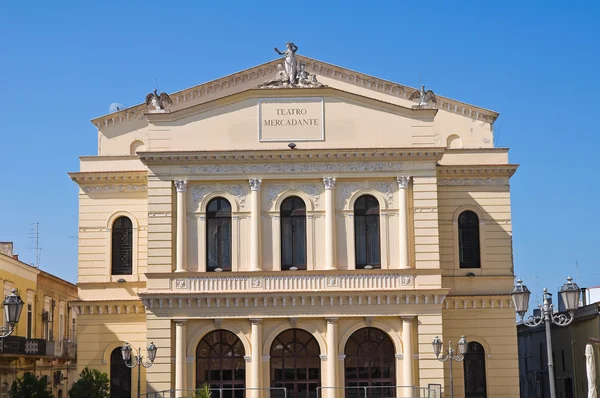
[92,55,498,130]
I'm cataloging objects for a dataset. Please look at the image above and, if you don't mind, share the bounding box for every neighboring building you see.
[518,296,600,398]
[69,50,519,397]
[0,242,78,398]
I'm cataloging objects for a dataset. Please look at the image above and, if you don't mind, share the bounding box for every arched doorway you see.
[344,327,395,398]
[463,342,487,398]
[196,330,245,398]
[270,329,321,398]
[110,347,131,398]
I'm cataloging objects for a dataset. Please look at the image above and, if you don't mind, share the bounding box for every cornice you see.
[69,171,148,192]
[70,299,145,316]
[138,148,445,165]
[437,164,518,178]
[443,295,513,310]
[91,55,498,129]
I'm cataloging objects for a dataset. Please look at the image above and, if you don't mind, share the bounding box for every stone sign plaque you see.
[259,97,324,142]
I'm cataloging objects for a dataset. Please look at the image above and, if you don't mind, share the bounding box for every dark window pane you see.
[111,217,133,275]
[458,211,481,268]
[464,342,487,398]
[344,328,395,398]
[281,197,307,270]
[197,330,246,390]
[206,198,232,271]
[354,195,380,269]
[271,329,320,398]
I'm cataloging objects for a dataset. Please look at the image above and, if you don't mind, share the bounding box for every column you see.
[402,317,414,397]
[323,177,337,270]
[175,320,187,397]
[396,176,410,269]
[250,319,263,398]
[249,179,262,271]
[175,180,188,272]
[326,317,339,398]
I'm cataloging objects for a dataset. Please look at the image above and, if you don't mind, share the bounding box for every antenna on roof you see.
[28,222,41,268]
[155,78,161,93]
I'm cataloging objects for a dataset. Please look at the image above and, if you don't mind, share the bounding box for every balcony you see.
[0,336,46,356]
[46,340,77,361]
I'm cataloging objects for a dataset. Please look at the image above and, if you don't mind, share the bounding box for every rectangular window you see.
[27,303,32,339]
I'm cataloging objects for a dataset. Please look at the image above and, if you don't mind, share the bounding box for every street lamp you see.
[511,276,581,398]
[432,335,467,398]
[121,341,157,398]
[1,289,24,338]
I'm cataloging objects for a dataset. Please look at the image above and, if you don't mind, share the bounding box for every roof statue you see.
[409,85,437,107]
[259,43,324,88]
[145,89,173,111]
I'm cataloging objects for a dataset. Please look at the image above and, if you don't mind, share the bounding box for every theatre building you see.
[69,48,519,397]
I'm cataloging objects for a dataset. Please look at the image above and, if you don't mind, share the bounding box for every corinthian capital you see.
[249,178,262,191]
[396,176,410,189]
[174,180,188,192]
[323,177,337,190]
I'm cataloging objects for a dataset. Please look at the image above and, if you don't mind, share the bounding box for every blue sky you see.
[1,1,598,302]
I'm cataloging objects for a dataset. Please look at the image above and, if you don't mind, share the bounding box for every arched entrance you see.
[270,329,321,398]
[463,342,487,398]
[344,327,396,398]
[110,347,131,398]
[196,329,246,398]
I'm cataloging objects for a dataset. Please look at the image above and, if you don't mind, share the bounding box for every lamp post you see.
[511,276,581,398]
[432,335,467,398]
[121,341,157,398]
[1,289,24,338]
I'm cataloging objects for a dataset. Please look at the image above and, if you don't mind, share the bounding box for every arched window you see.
[280,196,307,270]
[110,347,131,398]
[196,330,245,398]
[463,342,487,398]
[207,198,232,272]
[458,211,481,268]
[271,329,321,398]
[344,327,395,397]
[111,216,133,275]
[354,195,381,269]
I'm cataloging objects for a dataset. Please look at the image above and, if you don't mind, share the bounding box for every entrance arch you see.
[270,328,321,398]
[464,342,487,398]
[110,347,131,398]
[196,329,246,398]
[344,327,396,398]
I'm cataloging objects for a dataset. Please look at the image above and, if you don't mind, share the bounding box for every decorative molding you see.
[396,176,410,189]
[192,185,213,204]
[249,178,262,191]
[266,184,288,208]
[70,301,145,316]
[444,296,513,310]
[339,183,363,207]
[174,278,187,289]
[174,180,188,192]
[370,181,394,206]
[437,165,518,178]
[323,177,336,190]
[222,184,248,210]
[400,275,413,286]
[298,183,321,207]
[81,184,147,193]
[180,161,405,175]
[439,177,507,186]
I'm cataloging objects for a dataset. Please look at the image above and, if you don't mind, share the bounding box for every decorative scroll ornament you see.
[222,184,248,210]
[339,183,363,207]
[439,178,505,186]
[182,162,403,174]
[259,43,324,88]
[409,85,437,108]
[82,184,147,193]
[371,181,393,206]
[192,185,213,204]
[174,180,187,192]
[267,184,288,208]
[397,176,410,189]
[298,184,321,207]
[249,178,262,191]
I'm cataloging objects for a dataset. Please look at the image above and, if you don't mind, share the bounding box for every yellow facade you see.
[0,243,78,398]
[70,54,519,398]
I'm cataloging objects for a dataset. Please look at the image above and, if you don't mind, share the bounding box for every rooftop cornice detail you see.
[69,171,147,184]
[70,300,145,316]
[91,55,498,129]
[437,164,518,178]
[444,295,513,310]
[138,148,445,165]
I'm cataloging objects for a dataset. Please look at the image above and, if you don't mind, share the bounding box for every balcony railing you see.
[0,336,46,356]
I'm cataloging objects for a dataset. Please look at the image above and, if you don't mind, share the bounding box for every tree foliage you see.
[9,372,53,398]
[68,367,110,398]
